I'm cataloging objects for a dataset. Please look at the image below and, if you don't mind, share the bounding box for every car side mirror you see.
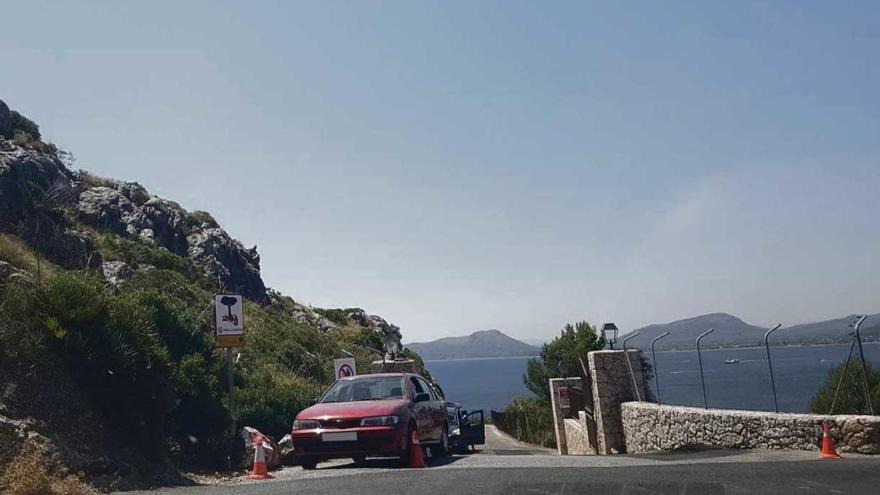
[415,392,431,403]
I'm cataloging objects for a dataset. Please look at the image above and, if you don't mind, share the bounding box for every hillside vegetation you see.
[0,101,428,493]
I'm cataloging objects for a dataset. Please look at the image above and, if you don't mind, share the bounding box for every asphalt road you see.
[124,427,880,494]
[135,459,880,494]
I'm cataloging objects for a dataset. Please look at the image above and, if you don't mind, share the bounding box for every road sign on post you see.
[215,294,245,347]
[334,358,357,379]
[214,294,244,416]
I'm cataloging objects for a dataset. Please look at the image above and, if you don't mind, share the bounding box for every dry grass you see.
[0,233,58,278]
[1,450,93,495]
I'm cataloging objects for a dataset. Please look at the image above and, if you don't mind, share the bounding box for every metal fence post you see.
[829,337,857,415]
[696,328,714,409]
[853,315,874,415]
[764,324,782,413]
[651,332,670,404]
[622,332,642,401]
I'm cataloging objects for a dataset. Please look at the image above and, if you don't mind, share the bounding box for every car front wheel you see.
[398,424,415,467]
[431,423,449,458]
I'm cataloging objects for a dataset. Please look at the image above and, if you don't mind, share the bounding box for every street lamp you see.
[601,322,619,349]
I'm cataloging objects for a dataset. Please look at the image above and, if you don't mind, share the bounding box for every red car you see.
[291,373,448,469]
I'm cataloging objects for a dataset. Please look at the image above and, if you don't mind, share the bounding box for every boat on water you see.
[724,359,741,364]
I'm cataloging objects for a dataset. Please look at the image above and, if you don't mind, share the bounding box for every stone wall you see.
[563,411,595,455]
[622,402,880,454]
[588,350,646,454]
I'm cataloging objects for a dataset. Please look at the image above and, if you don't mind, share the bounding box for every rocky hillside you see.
[0,99,427,493]
[407,329,539,360]
[1,110,266,301]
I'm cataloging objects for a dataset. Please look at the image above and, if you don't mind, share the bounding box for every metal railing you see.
[629,315,874,415]
[651,332,670,404]
[695,328,714,409]
[622,332,642,401]
[764,324,782,412]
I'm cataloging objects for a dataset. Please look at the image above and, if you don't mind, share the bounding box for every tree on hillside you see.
[523,321,605,400]
[810,361,880,415]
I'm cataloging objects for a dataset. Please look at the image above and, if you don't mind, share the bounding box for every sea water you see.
[424,343,880,413]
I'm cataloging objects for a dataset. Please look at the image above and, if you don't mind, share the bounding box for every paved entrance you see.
[480,425,555,455]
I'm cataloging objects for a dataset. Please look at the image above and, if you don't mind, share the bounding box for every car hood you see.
[297,399,409,420]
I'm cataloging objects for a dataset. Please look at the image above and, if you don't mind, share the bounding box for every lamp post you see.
[763,324,782,413]
[601,322,619,350]
[696,328,714,409]
[852,315,874,415]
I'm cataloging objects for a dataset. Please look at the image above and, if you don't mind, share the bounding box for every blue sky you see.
[2,1,878,342]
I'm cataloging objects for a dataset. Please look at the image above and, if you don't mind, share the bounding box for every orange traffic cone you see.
[409,430,426,468]
[821,423,840,459]
[248,435,275,479]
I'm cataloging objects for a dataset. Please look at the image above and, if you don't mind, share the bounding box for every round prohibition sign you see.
[338,363,354,378]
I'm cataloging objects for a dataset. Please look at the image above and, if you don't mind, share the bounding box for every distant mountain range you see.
[406,313,880,359]
[621,312,880,351]
[407,329,540,360]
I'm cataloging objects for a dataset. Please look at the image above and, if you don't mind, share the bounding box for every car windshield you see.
[320,376,406,403]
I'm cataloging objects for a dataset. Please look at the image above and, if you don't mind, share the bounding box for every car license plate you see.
[322,431,357,442]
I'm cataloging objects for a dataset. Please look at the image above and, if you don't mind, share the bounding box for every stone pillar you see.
[549,378,569,455]
[588,349,646,454]
[578,410,597,454]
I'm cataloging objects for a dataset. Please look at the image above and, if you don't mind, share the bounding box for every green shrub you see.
[172,353,231,440]
[11,130,55,153]
[185,210,218,229]
[0,272,174,455]
[500,397,556,448]
[10,110,41,141]
[93,232,212,287]
[128,290,210,360]
[123,268,213,305]
[314,308,348,325]
[235,364,322,438]
[810,360,880,415]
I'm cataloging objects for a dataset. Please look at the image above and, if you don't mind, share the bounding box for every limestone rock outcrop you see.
[0,99,269,300]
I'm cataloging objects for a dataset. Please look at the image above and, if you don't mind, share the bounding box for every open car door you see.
[461,410,485,447]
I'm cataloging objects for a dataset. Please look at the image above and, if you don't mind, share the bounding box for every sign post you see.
[334,358,357,379]
[215,294,245,413]
[227,348,234,413]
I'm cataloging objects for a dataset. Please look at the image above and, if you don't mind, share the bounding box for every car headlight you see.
[360,415,399,426]
[451,428,461,436]
[292,419,320,430]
